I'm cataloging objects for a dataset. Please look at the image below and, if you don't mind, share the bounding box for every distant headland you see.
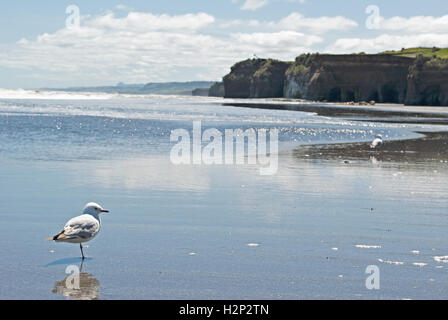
[41,81,216,96]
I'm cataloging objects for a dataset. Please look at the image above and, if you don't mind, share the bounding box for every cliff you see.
[405,56,448,106]
[223,59,290,98]
[284,54,413,103]
[208,82,225,97]
[222,51,448,106]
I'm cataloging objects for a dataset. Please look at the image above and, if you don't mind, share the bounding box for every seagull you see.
[370,134,383,149]
[46,202,109,260]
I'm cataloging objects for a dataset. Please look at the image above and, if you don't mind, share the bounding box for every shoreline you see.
[222,101,448,125]
[293,130,448,163]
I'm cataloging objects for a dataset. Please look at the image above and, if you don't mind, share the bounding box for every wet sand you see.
[223,101,448,125]
[294,131,448,163]
[1,130,446,300]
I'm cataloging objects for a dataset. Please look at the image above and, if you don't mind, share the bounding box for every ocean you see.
[0,90,447,299]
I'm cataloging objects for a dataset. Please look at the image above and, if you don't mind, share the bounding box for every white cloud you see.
[219,12,358,34]
[0,11,325,85]
[272,12,358,34]
[88,12,215,31]
[230,31,321,58]
[232,31,321,48]
[13,9,443,87]
[0,14,226,83]
[323,12,448,54]
[241,0,269,11]
[325,13,448,54]
[378,14,448,33]
[219,19,261,29]
[327,33,448,54]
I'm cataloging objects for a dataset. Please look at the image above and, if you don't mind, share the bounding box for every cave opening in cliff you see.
[369,91,379,102]
[381,84,400,103]
[422,85,442,106]
[328,87,342,102]
[345,90,355,102]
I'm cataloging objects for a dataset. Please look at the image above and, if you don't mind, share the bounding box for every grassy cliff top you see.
[253,59,291,78]
[381,47,448,59]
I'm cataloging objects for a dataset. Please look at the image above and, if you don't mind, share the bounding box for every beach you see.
[0,93,447,299]
[224,101,448,125]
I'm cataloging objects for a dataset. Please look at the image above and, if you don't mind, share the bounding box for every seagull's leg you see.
[80,243,85,260]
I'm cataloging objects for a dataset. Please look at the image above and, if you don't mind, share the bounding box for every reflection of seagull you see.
[370,134,383,149]
[370,155,380,165]
[52,260,100,300]
[46,203,109,259]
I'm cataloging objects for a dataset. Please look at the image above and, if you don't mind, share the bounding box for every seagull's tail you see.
[46,230,65,241]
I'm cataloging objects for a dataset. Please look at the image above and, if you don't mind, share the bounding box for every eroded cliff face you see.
[284,54,414,103]
[250,60,291,98]
[223,59,290,98]
[223,59,264,98]
[405,57,448,106]
[222,53,448,106]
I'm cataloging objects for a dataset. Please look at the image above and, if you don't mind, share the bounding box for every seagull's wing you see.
[54,215,100,241]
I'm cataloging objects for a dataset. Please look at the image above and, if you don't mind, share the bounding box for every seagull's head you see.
[83,202,109,216]
[375,134,383,140]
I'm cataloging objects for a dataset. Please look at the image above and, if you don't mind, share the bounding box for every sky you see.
[0,0,447,88]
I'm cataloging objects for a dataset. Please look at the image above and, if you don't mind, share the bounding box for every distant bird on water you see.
[370,134,383,149]
[46,203,109,259]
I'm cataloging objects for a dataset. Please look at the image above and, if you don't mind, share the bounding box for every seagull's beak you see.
[101,209,109,213]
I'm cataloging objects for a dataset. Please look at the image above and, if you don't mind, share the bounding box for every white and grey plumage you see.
[46,202,109,259]
[370,134,383,149]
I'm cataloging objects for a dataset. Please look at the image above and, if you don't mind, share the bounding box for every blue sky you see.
[0,0,447,88]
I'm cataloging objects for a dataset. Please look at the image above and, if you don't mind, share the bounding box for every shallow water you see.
[0,92,447,299]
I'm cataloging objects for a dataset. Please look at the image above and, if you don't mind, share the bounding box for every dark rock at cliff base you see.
[223,59,290,98]
[284,54,414,103]
[406,56,448,106]
[208,82,225,97]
